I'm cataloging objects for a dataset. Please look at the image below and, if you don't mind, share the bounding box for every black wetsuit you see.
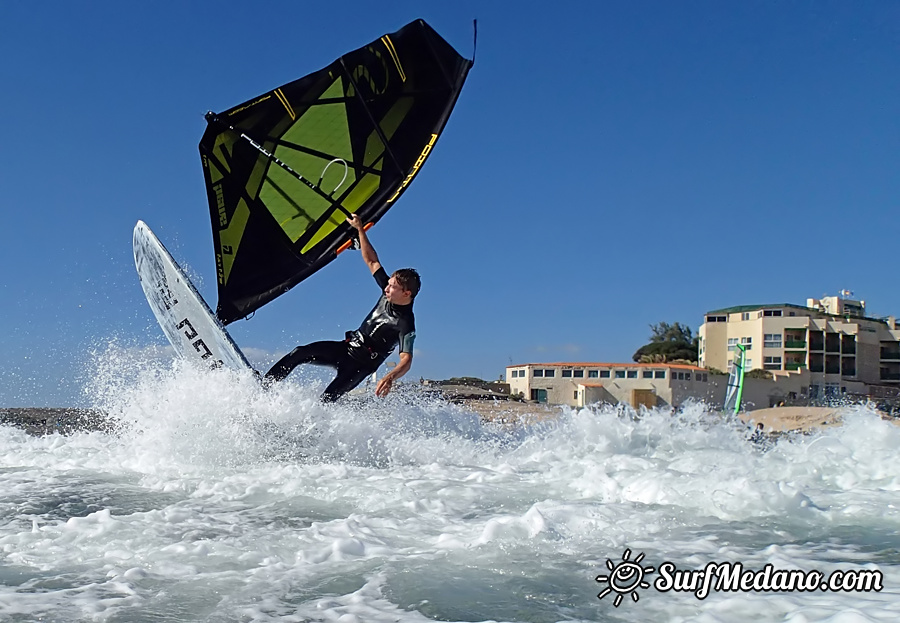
[265,267,416,401]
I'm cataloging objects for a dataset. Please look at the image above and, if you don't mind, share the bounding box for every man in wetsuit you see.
[264,214,418,402]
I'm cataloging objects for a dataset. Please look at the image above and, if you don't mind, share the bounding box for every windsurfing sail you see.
[723,343,747,414]
[199,19,473,324]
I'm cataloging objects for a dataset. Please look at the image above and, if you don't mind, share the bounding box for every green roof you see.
[704,303,892,327]
[705,303,808,315]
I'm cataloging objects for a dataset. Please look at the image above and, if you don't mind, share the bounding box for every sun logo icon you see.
[596,549,655,607]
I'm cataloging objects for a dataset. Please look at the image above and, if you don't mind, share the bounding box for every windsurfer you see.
[264,214,418,401]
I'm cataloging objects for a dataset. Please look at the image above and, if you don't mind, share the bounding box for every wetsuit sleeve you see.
[373,267,389,290]
[399,318,416,354]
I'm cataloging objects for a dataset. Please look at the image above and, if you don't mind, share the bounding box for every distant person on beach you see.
[264,214,418,402]
[749,422,766,444]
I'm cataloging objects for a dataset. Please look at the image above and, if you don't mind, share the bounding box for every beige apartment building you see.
[505,362,712,409]
[699,295,900,400]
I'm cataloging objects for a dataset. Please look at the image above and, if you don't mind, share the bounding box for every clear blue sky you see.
[2,1,898,406]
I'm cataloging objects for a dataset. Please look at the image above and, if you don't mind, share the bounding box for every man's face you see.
[384,275,412,304]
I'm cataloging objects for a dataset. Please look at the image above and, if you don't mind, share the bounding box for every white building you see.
[506,362,710,408]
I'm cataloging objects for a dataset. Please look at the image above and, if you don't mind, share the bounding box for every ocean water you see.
[2,357,899,622]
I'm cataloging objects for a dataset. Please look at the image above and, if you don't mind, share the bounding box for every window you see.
[642,371,653,379]
[742,312,751,321]
[741,337,753,351]
[626,370,637,378]
[615,371,625,379]
[544,369,555,378]
[573,369,584,378]
[706,315,727,323]
[588,370,599,378]
[727,337,738,351]
[763,309,783,317]
[562,369,572,378]
[654,371,666,379]
[574,390,578,399]
[533,369,543,377]
[600,370,611,378]
[702,373,708,382]
[764,333,782,348]
[764,356,782,371]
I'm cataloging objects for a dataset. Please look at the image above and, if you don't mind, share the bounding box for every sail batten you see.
[199,19,473,324]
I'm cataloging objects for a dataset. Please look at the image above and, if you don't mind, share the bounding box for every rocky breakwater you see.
[0,407,114,436]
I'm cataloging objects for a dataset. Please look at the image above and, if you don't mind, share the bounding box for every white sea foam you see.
[2,351,900,621]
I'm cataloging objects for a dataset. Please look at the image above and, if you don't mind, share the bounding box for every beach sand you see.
[739,405,883,433]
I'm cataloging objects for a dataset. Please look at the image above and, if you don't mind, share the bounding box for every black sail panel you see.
[199,19,473,324]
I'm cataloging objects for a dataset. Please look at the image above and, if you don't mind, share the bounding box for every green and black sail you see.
[199,19,473,324]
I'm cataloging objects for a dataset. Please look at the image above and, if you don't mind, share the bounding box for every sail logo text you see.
[214,183,227,226]
[388,133,438,203]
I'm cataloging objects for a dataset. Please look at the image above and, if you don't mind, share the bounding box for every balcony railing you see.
[785,362,806,371]
[784,341,807,349]
[881,373,900,381]
[881,349,900,360]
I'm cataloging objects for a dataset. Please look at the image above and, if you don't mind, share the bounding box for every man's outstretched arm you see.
[347,214,381,275]
[376,351,412,397]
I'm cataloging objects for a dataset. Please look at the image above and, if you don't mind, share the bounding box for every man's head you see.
[384,268,420,304]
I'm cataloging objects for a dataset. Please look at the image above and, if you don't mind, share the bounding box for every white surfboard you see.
[133,220,253,373]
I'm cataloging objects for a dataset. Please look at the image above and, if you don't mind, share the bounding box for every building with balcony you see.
[698,295,900,400]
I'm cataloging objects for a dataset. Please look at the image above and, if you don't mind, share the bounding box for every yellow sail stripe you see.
[274,88,296,120]
[388,133,437,202]
[381,35,406,82]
